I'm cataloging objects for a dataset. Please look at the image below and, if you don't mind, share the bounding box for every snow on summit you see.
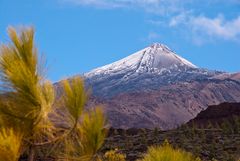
[80,43,225,98]
[85,43,197,78]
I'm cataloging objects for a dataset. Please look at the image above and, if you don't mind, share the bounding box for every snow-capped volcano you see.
[83,43,219,98]
[56,43,240,129]
[85,43,196,78]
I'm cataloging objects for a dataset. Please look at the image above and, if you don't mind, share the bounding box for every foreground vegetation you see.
[138,140,200,161]
[0,27,106,161]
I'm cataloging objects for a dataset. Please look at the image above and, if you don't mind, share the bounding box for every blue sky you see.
[0,0,240,81]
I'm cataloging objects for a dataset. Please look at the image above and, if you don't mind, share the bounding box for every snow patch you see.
[85,43,197,78]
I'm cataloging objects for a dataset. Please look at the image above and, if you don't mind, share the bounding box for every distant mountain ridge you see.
[56,43,240,129]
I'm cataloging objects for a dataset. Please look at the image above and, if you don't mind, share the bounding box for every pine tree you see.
[0,27,107,161]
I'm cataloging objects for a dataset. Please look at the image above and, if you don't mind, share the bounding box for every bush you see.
[138,140,200,161]
[102,149,126,161]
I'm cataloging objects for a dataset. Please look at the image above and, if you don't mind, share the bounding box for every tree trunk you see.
[28,146,35,161]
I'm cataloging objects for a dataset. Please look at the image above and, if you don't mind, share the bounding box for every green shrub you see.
[138,140,200,161]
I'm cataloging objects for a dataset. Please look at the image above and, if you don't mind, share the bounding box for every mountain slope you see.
[57,43,240,129]
[87,79,240,129]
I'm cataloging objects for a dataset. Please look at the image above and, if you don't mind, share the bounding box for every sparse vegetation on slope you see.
[102,113,240,161]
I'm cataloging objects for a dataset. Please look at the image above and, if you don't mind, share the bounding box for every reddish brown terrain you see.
[187,102,240,127]
[88,77,240,129]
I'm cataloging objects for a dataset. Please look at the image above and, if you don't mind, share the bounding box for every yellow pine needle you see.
[61,77,87,124]
[78,107,107,155]
[0,26,55,142]
[0,128,22,161]
[0,26,107,161]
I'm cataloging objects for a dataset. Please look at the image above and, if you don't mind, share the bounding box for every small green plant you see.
[138,140,200,161]
[102,149,126,161]
[140,129,147,144]
[153,127,159,141]
[195,157,201,161]
[221,119,233,134]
